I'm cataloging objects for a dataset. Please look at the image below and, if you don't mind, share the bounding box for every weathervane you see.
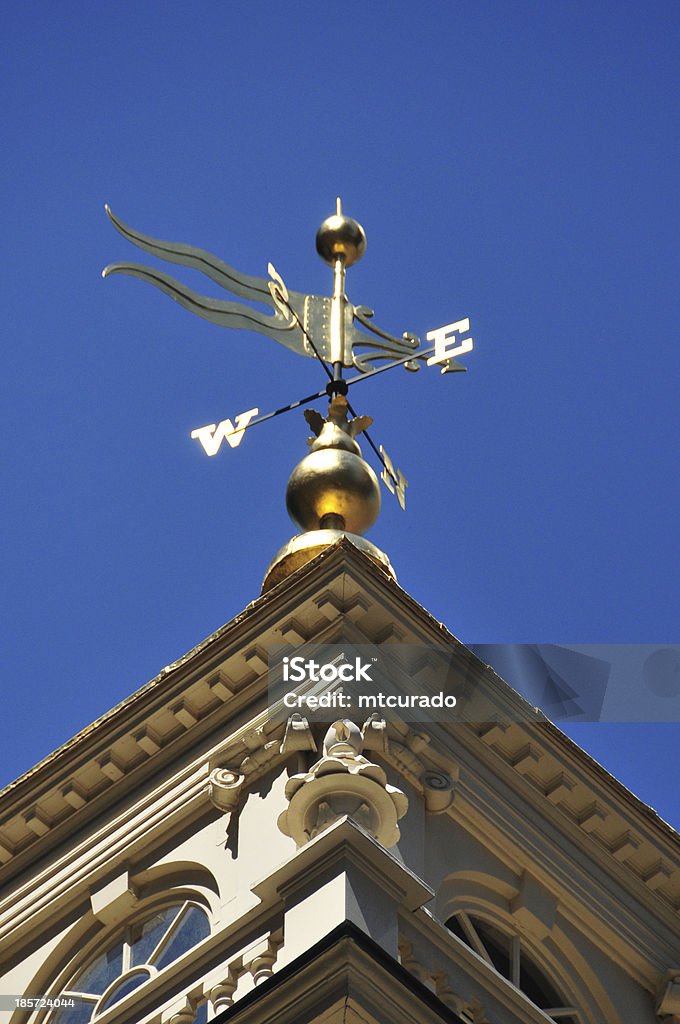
[103,200,474,517]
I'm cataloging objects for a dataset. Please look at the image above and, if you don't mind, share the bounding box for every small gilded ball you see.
[316,214,367,267]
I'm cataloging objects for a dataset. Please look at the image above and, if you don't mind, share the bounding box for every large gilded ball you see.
[286,448,380,535]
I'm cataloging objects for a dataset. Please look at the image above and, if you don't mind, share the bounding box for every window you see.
[48,902,210,1023]
[446,912,580,1023]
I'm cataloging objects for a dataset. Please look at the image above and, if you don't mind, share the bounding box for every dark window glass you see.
[445,914,468,944]
[49,997,96,1024]
[446,913,578,1022]
[72,943,124,995]
[474,919,511,978]
[97,969,150,1013]
[520,953,563,1010]
[153,905,210,970]
[130,906,181,966]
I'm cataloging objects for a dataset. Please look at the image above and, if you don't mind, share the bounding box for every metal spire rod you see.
[330,197,348,389]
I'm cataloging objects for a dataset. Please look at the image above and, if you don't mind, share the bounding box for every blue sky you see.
[2,3,679,826]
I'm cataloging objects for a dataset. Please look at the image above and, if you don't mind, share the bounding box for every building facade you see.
[1,538,679,1024]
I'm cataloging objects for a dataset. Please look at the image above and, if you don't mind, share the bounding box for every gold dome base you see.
[261,530,396,593]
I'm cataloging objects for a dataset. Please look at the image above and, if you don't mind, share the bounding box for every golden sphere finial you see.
[316,197,367,268]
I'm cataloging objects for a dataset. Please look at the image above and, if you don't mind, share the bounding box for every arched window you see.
[446,912,580,1023]
[48,902,210,1023]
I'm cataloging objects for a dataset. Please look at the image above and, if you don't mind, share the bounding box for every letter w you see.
[190,408,259,456]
